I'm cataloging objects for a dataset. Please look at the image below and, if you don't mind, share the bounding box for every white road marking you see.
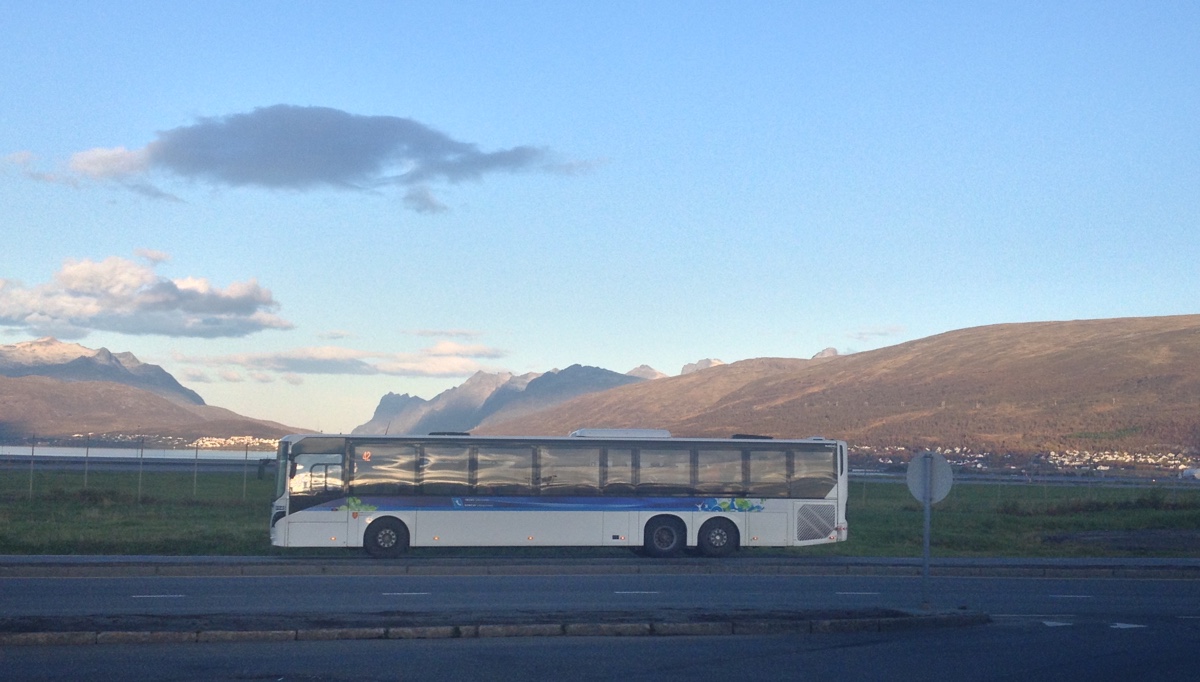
[614,591,659,594]
[1042,621,1073,627]
[1048,594,1094,599]
[836,592,881,595]
[132,594,185,599]
[1109,623,1147,629]
[383,592,431,596]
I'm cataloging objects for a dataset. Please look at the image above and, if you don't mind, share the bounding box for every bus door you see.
[285,453,350,547]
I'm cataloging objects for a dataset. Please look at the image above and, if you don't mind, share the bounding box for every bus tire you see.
[643,516,686,558]
[364,518,409,558]
[698,518,739,557]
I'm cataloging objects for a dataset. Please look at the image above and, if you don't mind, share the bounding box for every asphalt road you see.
[4,569,1198,627]
[2,610,1197,682]
[4,559,1199,680]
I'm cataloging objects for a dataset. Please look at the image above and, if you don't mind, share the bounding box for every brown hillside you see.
[478,315,1200,453]
[0,375,297,441]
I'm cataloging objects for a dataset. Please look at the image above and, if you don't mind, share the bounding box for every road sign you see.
[907,451,954,610]
[907,451,953,504]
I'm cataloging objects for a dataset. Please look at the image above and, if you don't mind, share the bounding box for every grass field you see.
[1,469,1198,557]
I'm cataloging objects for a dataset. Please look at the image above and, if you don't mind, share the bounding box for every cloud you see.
[5,151,77,186]
[69,146,149,178]
[50,104,572,210]
[0,253,292,339]
[135,248,171,264]
[424,340,505,358]
[407,328,482,339]
[847,325,906,342]
[403,186,449,214]
[176,341,506,383]
[180,369,213,383]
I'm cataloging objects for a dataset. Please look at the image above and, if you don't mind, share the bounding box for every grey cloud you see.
[403,186,449,214]
[72,105,559,210]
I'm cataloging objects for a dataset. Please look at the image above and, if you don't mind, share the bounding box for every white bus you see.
[270,430,848,558]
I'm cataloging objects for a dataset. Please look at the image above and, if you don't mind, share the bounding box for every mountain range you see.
[0,338,296,442]
[472,315,1200,454]
[0,338,203,405]
[3,314,1198,455]
[351,364,646,435]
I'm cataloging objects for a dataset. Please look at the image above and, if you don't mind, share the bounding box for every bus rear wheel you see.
[698,518,739,557]
[643,516,686,558]
[364,518,409,558]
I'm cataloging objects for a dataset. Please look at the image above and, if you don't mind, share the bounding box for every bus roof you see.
[280,432,842,447]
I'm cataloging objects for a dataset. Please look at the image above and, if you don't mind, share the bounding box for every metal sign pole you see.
[908,450,951,612]
[922,451,933,610]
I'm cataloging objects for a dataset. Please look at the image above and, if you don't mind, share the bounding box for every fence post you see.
[84,433,91,489]
[28,437,35,500]
[137,437,145,503]
[242,443,249,501]
[193,444,199,499]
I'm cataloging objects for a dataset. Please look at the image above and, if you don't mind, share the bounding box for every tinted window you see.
[351,444,417,496]
[748,450,788,497]
[791,448,837,498]
[539,446,600,495]
[603,448,636,495]
[638,448,692,495]
[475,446,532,495]
[290,453,343,495]
[696,449,744,495]
[420,446,470,496]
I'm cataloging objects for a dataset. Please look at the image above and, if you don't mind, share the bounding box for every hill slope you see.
[478,315,1200,453]
[0,338,204,405]
[0,375,297,442]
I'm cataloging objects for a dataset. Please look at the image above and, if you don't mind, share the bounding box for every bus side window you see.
[539,446,600,496]
[420,446,471,496]
[351,445,418,496]
[790,448,838,498]
[289,454,344,496]
[602,449,636,495]
[637,448,692,495]
[748,450,788,497]
[475,446,532,496]
[696,449,745,495]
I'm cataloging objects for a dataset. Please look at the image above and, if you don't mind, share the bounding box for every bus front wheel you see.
[364,518,409,558]
[698,518,739,557]
[643,516,686,558]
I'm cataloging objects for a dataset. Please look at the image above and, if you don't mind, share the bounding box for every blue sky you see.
[2,1,1197,433]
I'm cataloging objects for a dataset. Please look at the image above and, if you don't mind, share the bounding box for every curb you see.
[3,560,1199,580]
[0,612,990,647]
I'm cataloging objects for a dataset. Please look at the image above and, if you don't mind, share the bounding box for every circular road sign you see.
[906,451,953,504]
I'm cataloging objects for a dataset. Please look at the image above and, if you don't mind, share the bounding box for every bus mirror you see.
[290,461,297,477]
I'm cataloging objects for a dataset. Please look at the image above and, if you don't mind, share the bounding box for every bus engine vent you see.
[796,504,837,542]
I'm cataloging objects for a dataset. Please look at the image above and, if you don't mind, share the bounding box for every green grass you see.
[2,470,1198,557]
[800,480,1200,559]
[0,470,278,555]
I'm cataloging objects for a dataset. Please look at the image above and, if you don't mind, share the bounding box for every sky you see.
[1,1,1197,433]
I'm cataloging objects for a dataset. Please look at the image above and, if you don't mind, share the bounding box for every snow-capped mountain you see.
[0,337,204,405]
